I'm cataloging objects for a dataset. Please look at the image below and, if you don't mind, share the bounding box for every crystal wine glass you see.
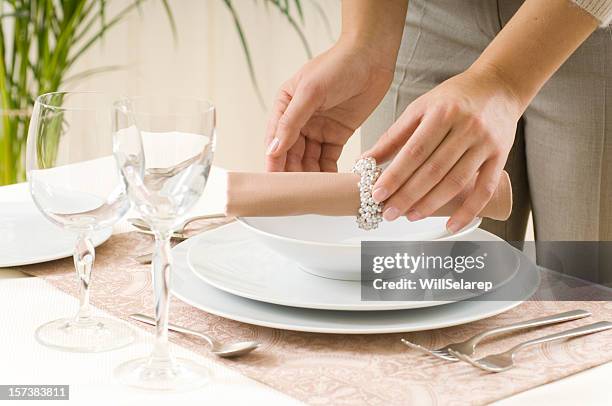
[26,92,135,352]
[112,96,215,390]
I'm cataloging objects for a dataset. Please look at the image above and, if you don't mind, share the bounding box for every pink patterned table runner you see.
[21,232,612,405]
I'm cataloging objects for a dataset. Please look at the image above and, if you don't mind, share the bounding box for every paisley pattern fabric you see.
[21,232,612,405]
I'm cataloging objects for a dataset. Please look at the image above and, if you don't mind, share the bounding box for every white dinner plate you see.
[0,202,112,268]
[187,223,520,311]
[237,215,482,280]
[172,236,539,334]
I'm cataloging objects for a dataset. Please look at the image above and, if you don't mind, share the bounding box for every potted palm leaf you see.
[224,0,330,106]
[0,0,323,186]
[0,0,176,186]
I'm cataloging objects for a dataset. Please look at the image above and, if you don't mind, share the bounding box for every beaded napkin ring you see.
[352,157,384,230]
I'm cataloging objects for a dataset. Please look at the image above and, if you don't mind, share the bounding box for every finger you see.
[265,89,291,171]
[372,110,451,205]
[268,83,322,158]
[265,89,290,146]
[320,143,342,172]
[363,106,422,164]
[285,135,306,172]
[302,138,322,172]
[446,159,502,233]
[407,148,485,220]
[386,131,474,217]
[266,153,287,173]
[382,134,476,221]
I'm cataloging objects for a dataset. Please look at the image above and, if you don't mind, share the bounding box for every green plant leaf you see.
[222,0,266,108]
[63,64,126,84]
[294,0,304,24]
[264,0,311,57]
[161,0,178,45]
[0,0,177,185]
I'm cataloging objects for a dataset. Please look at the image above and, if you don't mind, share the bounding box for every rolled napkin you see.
[225,170,512,221]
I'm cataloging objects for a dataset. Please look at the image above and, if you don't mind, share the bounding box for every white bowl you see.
[237,215,482,280]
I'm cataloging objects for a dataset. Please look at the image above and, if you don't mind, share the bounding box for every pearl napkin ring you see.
[352,157,384,230]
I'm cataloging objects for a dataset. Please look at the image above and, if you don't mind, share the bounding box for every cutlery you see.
[146,144,211,177]
[129,213,226,235]
[129,313,259,358]
[401,309,591,361]
[132,216,233,264]
[134,253,153,265]
[130,224,190,240]
[449,321,612,372]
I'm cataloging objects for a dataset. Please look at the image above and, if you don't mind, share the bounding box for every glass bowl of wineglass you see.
[26,92,135,352]
[113,95,215,390]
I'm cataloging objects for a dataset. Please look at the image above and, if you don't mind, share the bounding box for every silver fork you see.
[450,321,612,372]
[131,216,234,264]
[128,213,226,236]
[134,252,153,265]
[146,143,211,177]
[401,309,591,361]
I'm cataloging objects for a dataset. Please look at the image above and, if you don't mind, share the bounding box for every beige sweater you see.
[572,0,612,25]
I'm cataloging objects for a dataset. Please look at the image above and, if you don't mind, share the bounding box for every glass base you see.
[35,317,136,353]
[114,356,210,391]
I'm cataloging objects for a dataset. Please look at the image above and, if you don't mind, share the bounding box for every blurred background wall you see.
[63,0,360,172]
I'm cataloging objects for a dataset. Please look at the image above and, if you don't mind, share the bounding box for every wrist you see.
[337,33,399,73]
[466,62,527,118]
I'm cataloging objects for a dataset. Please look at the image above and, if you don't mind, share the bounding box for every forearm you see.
[469,0,598,113]
[340,0,408,69]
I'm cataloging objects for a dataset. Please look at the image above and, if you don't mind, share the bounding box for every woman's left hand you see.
[365,67,524,233]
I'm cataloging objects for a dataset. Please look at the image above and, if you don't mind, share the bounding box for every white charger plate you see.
[0,202,112,268]
[187,223,520,311]
[172,235,539,334]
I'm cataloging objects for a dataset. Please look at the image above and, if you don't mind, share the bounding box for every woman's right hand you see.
[265,39,395,172]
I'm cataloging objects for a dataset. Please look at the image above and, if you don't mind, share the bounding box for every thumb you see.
[267,83,321,157]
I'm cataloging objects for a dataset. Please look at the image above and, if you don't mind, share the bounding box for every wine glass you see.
[112,96,215,390]
[26,92,135,352]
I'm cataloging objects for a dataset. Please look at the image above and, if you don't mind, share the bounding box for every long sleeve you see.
[572,0,612,26]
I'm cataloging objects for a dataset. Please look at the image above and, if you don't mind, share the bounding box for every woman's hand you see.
[365,67,524,233]
[265,39,395,172]
[365,0,597,233]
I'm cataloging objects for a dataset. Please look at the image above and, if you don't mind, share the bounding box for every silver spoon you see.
[129,313,259,358]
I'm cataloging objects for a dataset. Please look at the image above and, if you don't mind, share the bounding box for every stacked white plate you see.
[0,201,111,268]
[172,216,539,334]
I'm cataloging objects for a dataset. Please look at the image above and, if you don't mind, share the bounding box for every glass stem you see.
[151,229,173,363]
[74,234,95,325]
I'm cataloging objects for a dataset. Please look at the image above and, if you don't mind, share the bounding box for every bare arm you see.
[368,0,599,233]
[472,0,599,112]
[339,0,408,69]
[264,0,408,172]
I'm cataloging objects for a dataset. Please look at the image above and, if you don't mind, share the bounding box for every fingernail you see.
[372,187,389,203]
[447,220,460,234]
[406,209,422,222]
[383,207,401,221]
[266,137,280,155]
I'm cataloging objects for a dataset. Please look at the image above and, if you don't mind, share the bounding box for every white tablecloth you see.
[0,167,610,405]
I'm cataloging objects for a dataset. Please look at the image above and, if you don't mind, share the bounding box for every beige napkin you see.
[225,170,512,220]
